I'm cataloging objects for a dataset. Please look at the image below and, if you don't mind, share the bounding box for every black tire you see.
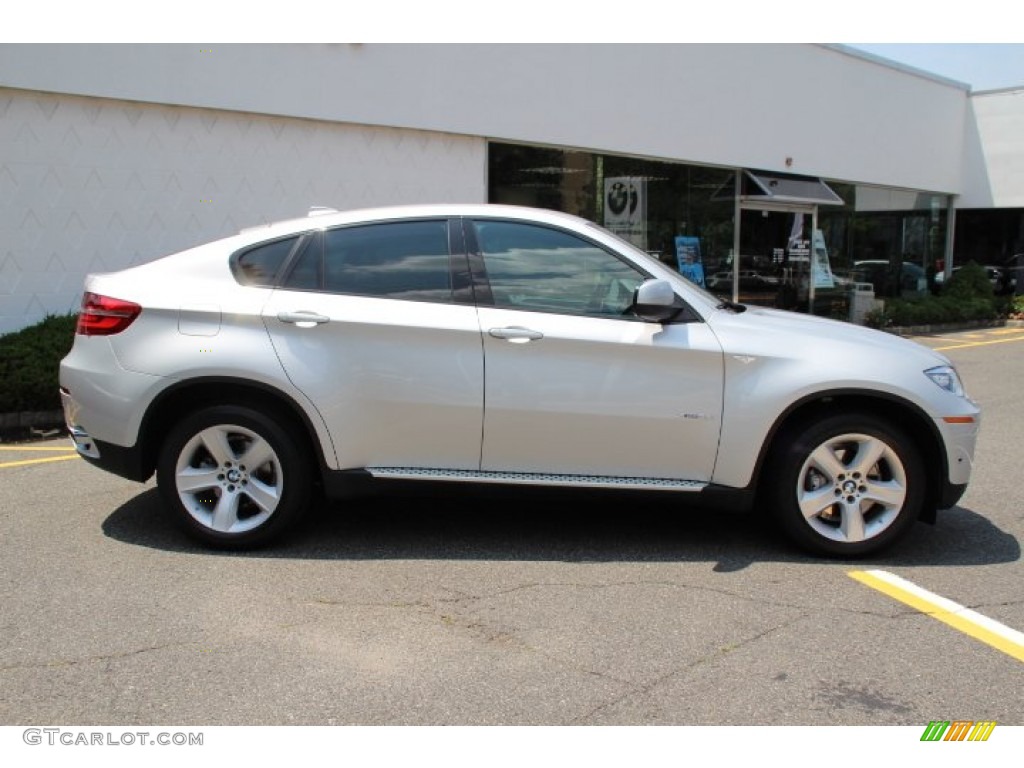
[767,413,925,558]
[156,405,311,550]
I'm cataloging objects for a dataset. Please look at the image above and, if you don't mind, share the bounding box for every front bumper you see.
[937,415,980,487]
[938,481,968,510]
[934,410,981,510]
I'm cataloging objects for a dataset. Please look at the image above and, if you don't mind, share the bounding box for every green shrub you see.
[0,314,77,413]
[863,294,999,329]
[944,261,994,300]
[1007,294,1024,318]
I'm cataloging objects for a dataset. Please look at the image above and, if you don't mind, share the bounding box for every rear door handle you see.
[488,326,544,342]
[277,311,330,327]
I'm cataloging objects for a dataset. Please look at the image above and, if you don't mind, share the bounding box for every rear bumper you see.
[78,437,150,483]
[61,389,151,483]
[59,336,161,452]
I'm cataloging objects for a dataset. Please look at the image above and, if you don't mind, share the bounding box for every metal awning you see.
[713,170,845,206]
[745,170,844,205]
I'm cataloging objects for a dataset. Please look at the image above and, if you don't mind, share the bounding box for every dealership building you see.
[1,43,1022,334]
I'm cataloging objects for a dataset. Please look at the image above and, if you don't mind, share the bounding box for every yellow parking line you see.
[0,454,81,469]
[987,327,1024,335]
[933,334,1024,351]
[850,570,1024,663]
[918,336,975,344]
[0,446,76,452]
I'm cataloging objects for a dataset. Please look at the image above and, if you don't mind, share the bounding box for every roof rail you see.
[308,206,339,217]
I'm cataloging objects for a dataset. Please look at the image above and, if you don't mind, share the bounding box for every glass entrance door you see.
[705,205,848,318]
[736,208,807,309]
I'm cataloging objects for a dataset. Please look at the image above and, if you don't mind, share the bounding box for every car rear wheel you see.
[768,413,925,557]
[156,405,311,549]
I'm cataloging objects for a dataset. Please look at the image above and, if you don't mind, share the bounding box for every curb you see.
[0,410,64,430]
[0,410,65,443]
[875,318,1024,337]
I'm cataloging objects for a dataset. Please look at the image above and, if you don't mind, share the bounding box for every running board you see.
[365,467,706,491]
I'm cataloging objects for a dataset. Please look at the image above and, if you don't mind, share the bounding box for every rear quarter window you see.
[232,236,301,286]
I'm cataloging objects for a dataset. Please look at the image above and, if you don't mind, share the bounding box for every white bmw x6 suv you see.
[60,204,980,556]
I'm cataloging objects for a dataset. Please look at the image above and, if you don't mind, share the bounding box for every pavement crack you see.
[433,579,803,610]
[307,590,633,685]
[0,641,199,671]
[836,596,1024,622]
[567,613,808,725]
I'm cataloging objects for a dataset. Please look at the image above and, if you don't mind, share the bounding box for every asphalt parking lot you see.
[1,327,1022,727]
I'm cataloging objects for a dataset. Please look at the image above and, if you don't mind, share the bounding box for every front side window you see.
[284,220,452,302]
[472,220,646,317]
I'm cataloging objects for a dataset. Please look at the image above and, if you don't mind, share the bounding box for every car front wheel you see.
[769,414,925,557]
[156,405,311,549]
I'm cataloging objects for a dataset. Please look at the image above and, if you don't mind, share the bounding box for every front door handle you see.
[488,326,544,343]
[277,311,330,327]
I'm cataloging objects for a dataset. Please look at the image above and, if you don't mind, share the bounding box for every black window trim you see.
[447,218,475,305]
[276,230,323,292]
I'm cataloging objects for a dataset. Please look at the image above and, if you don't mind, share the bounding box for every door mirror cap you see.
[632,279,680,322]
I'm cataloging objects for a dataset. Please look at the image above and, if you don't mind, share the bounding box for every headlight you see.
[925,365,964,397]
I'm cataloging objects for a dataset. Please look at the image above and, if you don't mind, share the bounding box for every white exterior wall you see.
[0,87,485,334]
[960,88,1024,208]
[1,44,969,192]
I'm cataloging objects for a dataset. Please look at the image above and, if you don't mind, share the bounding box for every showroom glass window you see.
[488,142,736,281]
[817,185,949,299]
[489,141,953,315]
[473,220,645,317]
[283,220,452,301]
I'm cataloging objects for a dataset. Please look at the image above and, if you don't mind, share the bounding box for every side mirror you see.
[632,279,680,322]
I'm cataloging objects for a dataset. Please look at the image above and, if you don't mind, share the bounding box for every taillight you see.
[76,292,142,336]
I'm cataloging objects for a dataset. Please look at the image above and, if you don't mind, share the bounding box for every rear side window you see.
[233,237,299,286]
[283,220,452,302]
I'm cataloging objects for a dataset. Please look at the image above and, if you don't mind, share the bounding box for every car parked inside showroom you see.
[60,204,981,557]
[706,268,780,293]
[852,260,928,297]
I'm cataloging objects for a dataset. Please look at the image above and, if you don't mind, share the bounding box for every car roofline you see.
[237,203,592,237]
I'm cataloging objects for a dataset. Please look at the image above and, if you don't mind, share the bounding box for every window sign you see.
[674,236,705,288]
[603,177,647,250]
[787,213,810,260]
[812,228,835,289]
